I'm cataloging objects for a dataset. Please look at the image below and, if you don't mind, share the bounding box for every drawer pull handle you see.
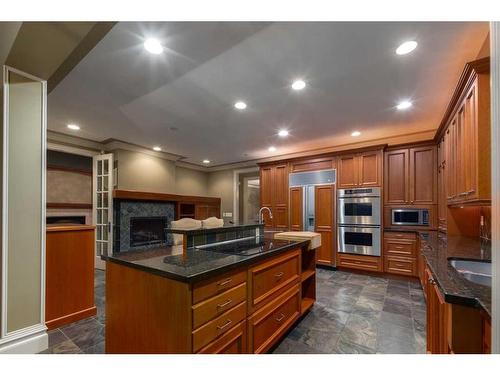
[274,272,284,279]
[217,279,232,287]
[217,299,232,309]
[395,246,404,249]
[275,313,285,322]
[217,319,232,330]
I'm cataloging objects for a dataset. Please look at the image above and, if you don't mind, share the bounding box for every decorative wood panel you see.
[314,184,334,265]
[289,157,334,173]
[337,154,358,188]
[289,187,303,231]
[358,151,381,187]
[409,145,437,205]
[384,149,409,204]
[45,226,97,329]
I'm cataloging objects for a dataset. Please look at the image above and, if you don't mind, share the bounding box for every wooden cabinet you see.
[338,149,382,188]
[289,187,303,231]
[247,284,301,353]
[259,163,289,230]
[336,253,382,272]
[383,231,417,277]
[45,225,97,330]
[384,145,437,206]
[437,137,447,232]
[439,57,490,206]
[197,321,247,354]
[426,268,449,354]
[314,184,335,266]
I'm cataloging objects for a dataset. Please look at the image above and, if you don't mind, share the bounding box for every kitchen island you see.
[102,229,316,354]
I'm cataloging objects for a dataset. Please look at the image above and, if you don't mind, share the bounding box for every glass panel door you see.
[93,154,113,269]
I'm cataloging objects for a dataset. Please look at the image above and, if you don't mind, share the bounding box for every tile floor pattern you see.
[41,268,426,354]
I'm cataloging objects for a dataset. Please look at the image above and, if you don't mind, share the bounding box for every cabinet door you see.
[289,187,303,231]
[409,146,436,204]
[358,151,381,187]
[338,154,358,188]
[273,164,289,231]
[456,104,467,198]
[446,119,457,201]
[384,149,409,204]
[314,185,334,265]
[260,166,274,228]
[437,138,447,231]
[464,84,478,199]
[197,321,247,354]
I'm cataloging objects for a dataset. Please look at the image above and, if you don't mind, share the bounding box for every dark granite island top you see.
[419,232,491,317]
[102,236,309,283]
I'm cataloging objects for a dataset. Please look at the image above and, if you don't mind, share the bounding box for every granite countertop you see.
[102,236,308,283]
[419,232,491,317]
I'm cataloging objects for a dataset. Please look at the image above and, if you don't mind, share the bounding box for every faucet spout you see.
[258,206,273,224]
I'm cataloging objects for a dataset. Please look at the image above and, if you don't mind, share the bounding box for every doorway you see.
[239,172,260,223]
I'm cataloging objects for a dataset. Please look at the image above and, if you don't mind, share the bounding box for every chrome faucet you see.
[258,207,273,224]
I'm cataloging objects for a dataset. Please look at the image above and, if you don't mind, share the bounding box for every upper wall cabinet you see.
[438,57,491,206]
[337,149,383,188]
[384,145,437,205]
[259,163,289,230]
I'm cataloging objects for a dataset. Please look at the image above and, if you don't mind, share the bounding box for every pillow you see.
[201,217,224,229]
[170,218,202,245]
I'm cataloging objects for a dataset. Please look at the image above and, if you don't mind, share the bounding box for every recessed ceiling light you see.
[144,38,164,54]
[396,100,413,110]
[67,124,80,131]
[351,131,361,137]
[396,41,418,55]
[234,101,247,110]
[153,146,162,151]
[202,159,210,164]
[278,129,289,137]
[268,146,277,152]
[291,80,306,91]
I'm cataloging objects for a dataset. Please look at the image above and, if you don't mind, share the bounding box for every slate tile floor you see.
[273,268,427,354]
[41,269,106,354]
[41,267,426,354]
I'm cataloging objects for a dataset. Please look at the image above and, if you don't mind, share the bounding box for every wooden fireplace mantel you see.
[113,189,221,205]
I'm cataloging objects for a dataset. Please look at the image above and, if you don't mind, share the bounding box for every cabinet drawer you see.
[384,231,417,241]
[384,240,416,257]
[384,256,417,276]
[192,283,247,329]
[197,321,247,354]
[248,284,301,354]
[193,269,246,304]
[248,249,300,312]
[192,301,246,352]
[336,253,382,272]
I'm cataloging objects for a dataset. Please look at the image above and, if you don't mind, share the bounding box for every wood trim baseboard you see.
[47,202,92,209]
[47,165,92,176]
[45,306,97,331]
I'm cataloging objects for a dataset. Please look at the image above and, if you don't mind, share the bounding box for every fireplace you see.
[130,216,167,248]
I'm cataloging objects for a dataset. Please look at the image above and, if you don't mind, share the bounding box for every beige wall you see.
[207,169,234,221]
[175,166,208,196]
[114,149,176,193]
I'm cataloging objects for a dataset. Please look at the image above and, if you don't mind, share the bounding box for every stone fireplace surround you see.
[113,199,175,252]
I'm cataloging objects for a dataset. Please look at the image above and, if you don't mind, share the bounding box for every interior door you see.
[93,154,114,270]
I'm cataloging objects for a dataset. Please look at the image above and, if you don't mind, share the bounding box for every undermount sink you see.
[449,259,491,287]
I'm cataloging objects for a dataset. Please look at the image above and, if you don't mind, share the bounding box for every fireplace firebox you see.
[130,216,167,248]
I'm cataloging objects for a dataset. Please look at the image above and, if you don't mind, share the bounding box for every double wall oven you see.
[337,188,381,257]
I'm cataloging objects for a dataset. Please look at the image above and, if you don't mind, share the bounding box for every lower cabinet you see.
[426,268,449,354]
[197,321,247,354]
[383,231,418,277]
[247,284,301,353]
[336,253,382,272]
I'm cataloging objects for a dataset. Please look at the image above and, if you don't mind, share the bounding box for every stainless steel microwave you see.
[391,208,429,226]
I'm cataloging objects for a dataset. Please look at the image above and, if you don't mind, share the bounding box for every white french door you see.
[93,154,114,270]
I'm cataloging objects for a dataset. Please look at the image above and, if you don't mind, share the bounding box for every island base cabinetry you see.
[105,245,314,354]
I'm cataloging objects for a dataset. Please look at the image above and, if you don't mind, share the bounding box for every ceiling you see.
[48,22,489,167]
